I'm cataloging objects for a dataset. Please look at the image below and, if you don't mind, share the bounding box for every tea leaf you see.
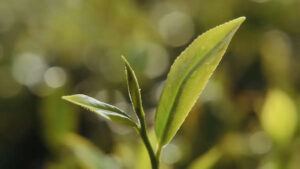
[155,17,245,147]
[62,94,137,127]
[121,55,145,126]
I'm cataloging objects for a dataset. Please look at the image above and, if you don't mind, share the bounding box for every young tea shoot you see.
[62,17,245,169]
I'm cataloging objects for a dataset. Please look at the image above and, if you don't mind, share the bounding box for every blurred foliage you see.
[188,147,222,169]
[0,0,299,169]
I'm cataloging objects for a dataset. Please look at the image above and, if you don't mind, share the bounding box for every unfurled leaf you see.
[155,17,245,147]
[121,55,145,125]
[62,94,137,127]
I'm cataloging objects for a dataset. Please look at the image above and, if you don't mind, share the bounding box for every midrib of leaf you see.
[157,27,238,146]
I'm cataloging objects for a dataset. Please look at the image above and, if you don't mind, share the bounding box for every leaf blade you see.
[62,94,137,127]
[155,17,245,146]
[121,55,145,124]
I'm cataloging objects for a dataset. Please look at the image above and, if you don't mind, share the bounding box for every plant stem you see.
[156,144,162,166]
[137,116,158,169]
[139,126,158,169]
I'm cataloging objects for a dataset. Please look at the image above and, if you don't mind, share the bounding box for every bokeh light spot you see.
[12,52,48,87]
[44,67,67,88]
[249,131,272,155]
[161,143,182,164]
[143,42,169,79]
[159,11,194,47]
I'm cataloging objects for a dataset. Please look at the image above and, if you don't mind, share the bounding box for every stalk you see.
[156,144,162,167]
[136,117,158,169]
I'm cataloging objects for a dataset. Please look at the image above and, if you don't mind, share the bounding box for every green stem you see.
[156,144,162,166]
[136,116,158,169]
[139,126,158,169]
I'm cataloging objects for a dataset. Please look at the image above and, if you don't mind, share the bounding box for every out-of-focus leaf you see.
[155,17,245,147]
[260,30,292,89]
[121,55,145,126]
[45,155,80,169]
[62,94,137,127]
[257,154,281,169]
[41,88,78,149]
[188,147,222,169]
[63,134,120,169]
[113,142,136,169]
[261,89,298,146]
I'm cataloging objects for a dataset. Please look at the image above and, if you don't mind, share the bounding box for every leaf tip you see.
[61,95,69,100]
[121,55,128,64]
[238,16,246,21]
[121,55,131,70]
[233,16,246,26]
[62,94,82,102]
[120,55,125,60]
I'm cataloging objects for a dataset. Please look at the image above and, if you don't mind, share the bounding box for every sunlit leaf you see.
[155,17,245,147]
[261,89,298,146]
[188,147,222,169]
[62,94,137,127]
[121,55,145,126]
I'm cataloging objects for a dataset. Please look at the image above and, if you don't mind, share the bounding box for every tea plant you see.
[62,17,245,169]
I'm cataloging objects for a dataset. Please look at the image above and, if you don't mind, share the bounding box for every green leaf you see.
[62,94,137,127]
[155,17,245,147]
[121,55,145,125]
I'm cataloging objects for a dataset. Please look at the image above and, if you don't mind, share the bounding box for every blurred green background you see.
[0,0,299,169]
